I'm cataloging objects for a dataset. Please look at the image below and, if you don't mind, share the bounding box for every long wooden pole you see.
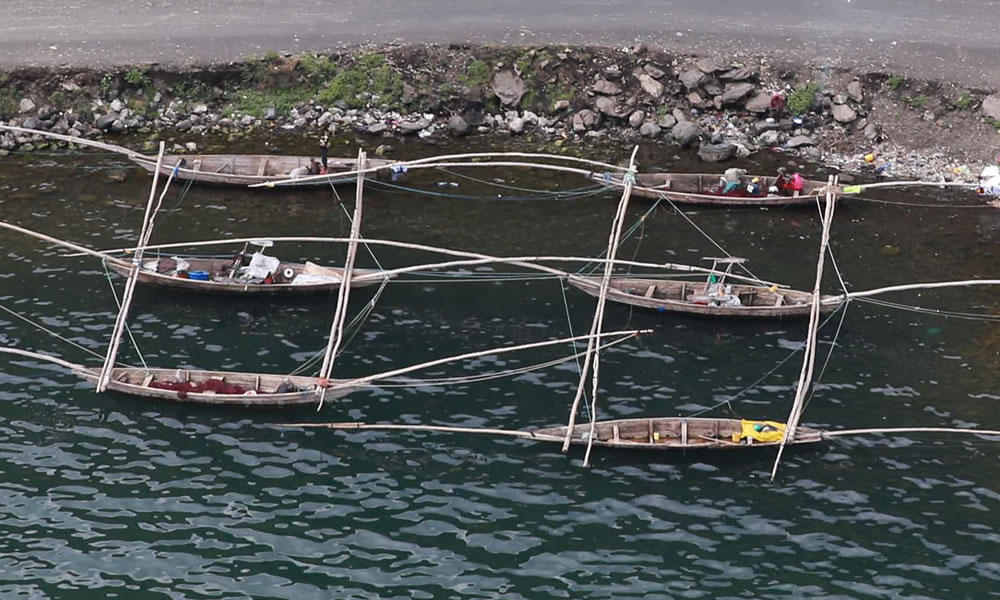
[845,279,1000,299]
[582,147,640,467]
[325,329,646,391]
[0,124,140,156]
[0,347,89,372]
[253,152,632,187]
[823,427,1000,438]
[0,222,131,267]
[96,142,166,392]
[70,235,789,288]
[770,176,838,480]
[562,146,639,457]
[317,150,366,410]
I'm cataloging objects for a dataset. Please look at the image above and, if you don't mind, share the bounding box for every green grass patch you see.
[100,73,115,98]
[904,95,928,109]
[886,75,904,90]
[171,79,210,103]
[125,68,150,88]
[226,86,316,118]
[986,116,1000,132]
[316,53,402,109]
[0,87,18,119]
[788,82,820,116]
[299,54,338,81]
[954,91,974,110]
[462,60,491,88]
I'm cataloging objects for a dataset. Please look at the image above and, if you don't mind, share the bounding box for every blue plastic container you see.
[188,270,210,281]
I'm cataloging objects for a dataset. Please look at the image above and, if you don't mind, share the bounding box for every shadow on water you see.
[0,134,998,597]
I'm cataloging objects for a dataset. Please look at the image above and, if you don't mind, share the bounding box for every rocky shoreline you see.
[2,44,999,183]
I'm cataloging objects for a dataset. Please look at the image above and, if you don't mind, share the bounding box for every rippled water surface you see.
[1,136,998,598]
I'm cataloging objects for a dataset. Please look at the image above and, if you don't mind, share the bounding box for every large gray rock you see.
[719,83,755,105]
[832,103,857,123]
[695,57,727,73]
[508,117,524,134]
[399,117,431,134]
[702,77,724,97]
[22,117,40,130]
[592,79,621,95]
[720,66,755,81]
[110,98,124,112]
[687,91,710,109]
[643,64,666,79]
[192,103,209,114]
[572,109,601,132]
[697,141,737,163]
[847,80,864,103]
[758,130,783,146]
[594,96,624,117]
[96,113,119,130]
[638,74,664,98]
[639,122,661,137]
[744,91,771,113]
[671,120,700,147]
[447,115,469,136]
[982,94,1000,120]
[628,110,646,128]
[175,118,193,131]
[491,71,527,107]
[658,114,676,129]
[19,98,35,114]
[679,69,706,90]
[786,135,815,148]
[552,99,570,112]
[110,119,126,132]
[753,119,781,134]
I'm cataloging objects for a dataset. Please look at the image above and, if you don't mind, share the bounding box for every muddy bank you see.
[1,44,999,182]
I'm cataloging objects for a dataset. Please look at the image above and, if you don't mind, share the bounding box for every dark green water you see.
[1,135,998,598]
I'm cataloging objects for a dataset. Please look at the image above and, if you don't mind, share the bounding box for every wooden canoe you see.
[567,275,844,317]
[590,172,832,206]
[130,154,396,187]
[105,256,390,295]
[533,417,823,450]
[75,366,355,407]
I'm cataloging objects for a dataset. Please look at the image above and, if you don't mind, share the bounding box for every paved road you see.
[1,0,998,85]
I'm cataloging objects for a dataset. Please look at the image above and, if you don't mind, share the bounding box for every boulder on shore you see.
[832,103,857,123]
[671,120,700,147]
[492,71,527,108]
[982,94,1000,120]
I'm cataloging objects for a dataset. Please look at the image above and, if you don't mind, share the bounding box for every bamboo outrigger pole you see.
[770,176,839,480]
[581,146,640,467]
[96,142,166,392]
[561,146,640,458]
[317,150,367,410]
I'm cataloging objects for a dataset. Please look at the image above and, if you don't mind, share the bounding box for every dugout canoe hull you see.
[533,417,824,450]
[105,257,390,295]
[567,275,844,318]
[76,367,355,407]
[130,154,395,187]
[591,172,832,206]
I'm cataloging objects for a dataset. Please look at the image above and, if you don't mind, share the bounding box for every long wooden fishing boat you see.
[104,255,390,295]
[78,366,354,407]
[292,416,825,450]
[0,348,354,407]
[535,417,824,450]
[130,154,396,187]
[590,172,831,206]
[567,275,844,317]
